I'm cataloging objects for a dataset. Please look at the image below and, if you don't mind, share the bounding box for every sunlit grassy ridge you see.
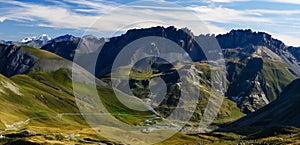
[1,46,298,144]
[21,46,62,59]
[0,47,154,144]
[0,47,244,144]
[0,69,153,144]
[261,58,296,100]
[0,71,94,144]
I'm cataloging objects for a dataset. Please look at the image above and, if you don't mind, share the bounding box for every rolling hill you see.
[0,26,300,144]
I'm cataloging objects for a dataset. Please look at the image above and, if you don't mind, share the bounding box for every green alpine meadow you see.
[0,0,300,144]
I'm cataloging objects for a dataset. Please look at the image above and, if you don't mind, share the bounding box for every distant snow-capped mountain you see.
[14,34,53,48]
[20,34,52,43]
[0,34,84,48]
[39,34,52,42]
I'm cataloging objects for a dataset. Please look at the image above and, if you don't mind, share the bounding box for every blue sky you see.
[0,0,300,46]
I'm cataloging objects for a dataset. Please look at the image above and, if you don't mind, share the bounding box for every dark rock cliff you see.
[41,35,106,61]
[32,27,300,114]
[216,29,286,50]
[0,44,36,77]
[95,26,207,76]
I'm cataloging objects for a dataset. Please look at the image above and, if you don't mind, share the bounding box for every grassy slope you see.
[0,47,153,144]
[195,63,244,124]
[21,46,62,59]
[1,68,220,144]
[0,71,87,144]
[1,47,296,144]
[0,69,153,144]
[0,46,244,144]
[105,62,244,126]
[21,46,73,73]
[261,58,296,101]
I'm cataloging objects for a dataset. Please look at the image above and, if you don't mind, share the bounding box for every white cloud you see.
[0,17,5,22]
[1,0,300,46]
[201,0,300,5]
[203,22,228,34]
[188,6,271,23]
[207,0,249,3]
[174,0,249,4]
[246,9,300,15]
[272,34,300,47]
[1,1,98,29]
[0,0,232,36]
[262,0,300,5]
[61,0,117,14]
[0,0,289,34]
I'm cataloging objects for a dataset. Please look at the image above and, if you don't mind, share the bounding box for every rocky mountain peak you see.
[216,29,285,50]
[52,34,79,43]
[38,34,52,42]
[109,26,194,43]
[95,26,205,76]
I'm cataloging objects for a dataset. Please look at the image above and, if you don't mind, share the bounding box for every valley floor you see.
[1,116,299,145]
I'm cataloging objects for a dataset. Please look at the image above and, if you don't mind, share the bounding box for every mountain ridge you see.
[0,26,299,144]
[2,26,300,114]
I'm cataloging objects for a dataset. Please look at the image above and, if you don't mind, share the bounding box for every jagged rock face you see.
[287,46,300,62]
[220,79,300,135]
[226,58,268,113]
[0,44,36,77]
[0,44,74,78]
[41,38,80,61]
[95,26,206,76]
[225,56,294,114]
[216,29,285,50]
[218,29,300,74]
[41,35,106,61]
[35,27,300,114]
[217,30,297,113]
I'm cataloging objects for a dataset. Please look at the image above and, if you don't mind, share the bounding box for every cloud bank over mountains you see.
[0,0,300,46]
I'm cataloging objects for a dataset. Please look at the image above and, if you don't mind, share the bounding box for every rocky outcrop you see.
[0,44,75,77]
[226,58,264,113]
[41,35,105,61]
[0,44,36,77]
[41,27,217,76]
[218,29,300,73]
[216,29,285,50]
[36,27,300,114]
[219,79,300,135]
[41,37,80,61]
[287,46,300,62]
[217,30,298,113]
[95,26,206,76]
